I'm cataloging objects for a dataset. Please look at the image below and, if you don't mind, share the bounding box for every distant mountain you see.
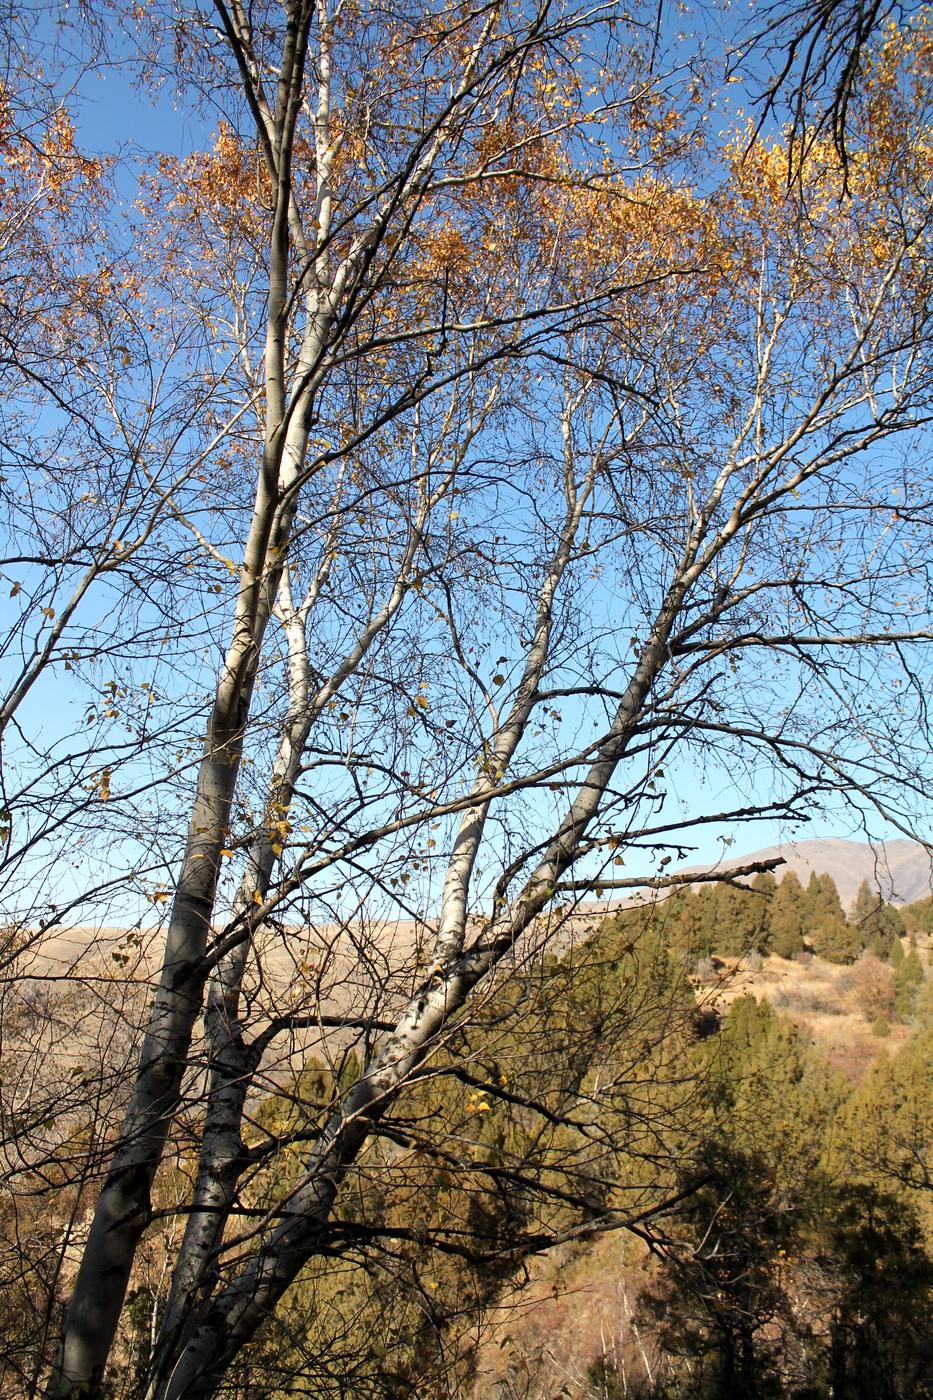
[718,837,933,910]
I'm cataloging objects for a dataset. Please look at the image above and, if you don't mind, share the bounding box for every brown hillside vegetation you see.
[465,935,933,1399]
[702,952,923,1079]
[4,865,931,1397]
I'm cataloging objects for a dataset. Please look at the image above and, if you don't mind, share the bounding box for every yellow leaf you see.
[252,889,263,906]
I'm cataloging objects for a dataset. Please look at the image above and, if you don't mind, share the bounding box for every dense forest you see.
[4,870,929,1398]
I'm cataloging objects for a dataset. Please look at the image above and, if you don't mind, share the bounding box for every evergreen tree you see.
[811,913,862,964]
[811,872,846,926]
[638,1146,793,1399]
[717,993,779,1071]
[640,998,845,1398]
[902,895,933,937]
[703,995,844,1189]
[838,1025,933,1202]
[790,868,857,957]
[851,878,879,931]
[802,870,823,923]
[894,945,925,1021]
[666,889,714,963]
[712,884,767,957]
[769,872,807,959]
[749,871,777,953]
[801,871,861,961]
[694,885,721,958]
[850,881,905,960]
[821,1187,933,1400]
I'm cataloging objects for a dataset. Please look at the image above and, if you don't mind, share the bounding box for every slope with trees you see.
[470,966,932,1400]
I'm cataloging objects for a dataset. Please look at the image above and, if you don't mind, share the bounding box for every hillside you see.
[466,937,933,1400]
[4,850,931,1397]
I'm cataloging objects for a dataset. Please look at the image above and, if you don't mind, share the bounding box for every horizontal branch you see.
[552,857,786,896]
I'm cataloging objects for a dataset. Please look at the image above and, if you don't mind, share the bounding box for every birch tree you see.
[0,2,931,1397]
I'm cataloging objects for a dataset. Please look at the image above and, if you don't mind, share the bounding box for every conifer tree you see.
[839,1025,933,1200]
[662,889,714,964]
[694,886,722,959]
[808,873,860,962]
[802,870,823,923]
[902,897,933,937]
[820,1187,933,1400]
[769,872,807,959]
[850,881,905,960]
[812,872,847,925]
[894,944,925,1021]
[711,885,765,957]
[749,871,777,954]
[639,1146,793,1398]
[812,913,862,964]
[638,996,847,1396]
